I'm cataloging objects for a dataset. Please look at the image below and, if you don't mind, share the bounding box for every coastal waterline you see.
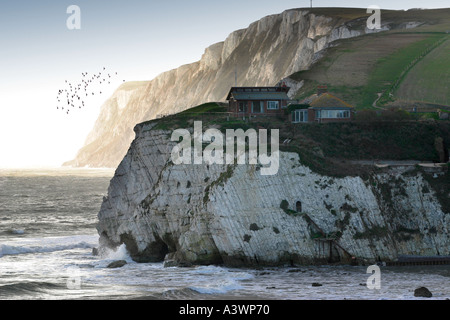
[0,169,448,300]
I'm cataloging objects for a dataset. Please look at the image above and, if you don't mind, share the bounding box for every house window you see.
[317,110,351,119]
[252,101,264,113]
[293,110,308,123]
[267,101,279,110]
[316,110,321,119]
[341,110,350,118]
[239,102,247,113]
[318,110,350,119]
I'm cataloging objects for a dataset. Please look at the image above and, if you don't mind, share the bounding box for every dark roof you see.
[303,93,353,109]
[288,104,310,110]
[226,86,290,100]
[231,92,290,100]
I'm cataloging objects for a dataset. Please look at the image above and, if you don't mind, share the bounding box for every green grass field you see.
[395,37,450,106]
[144,100,450,177]
[366,33,448,107]
[290,7,450,109]
[292,32,449,109]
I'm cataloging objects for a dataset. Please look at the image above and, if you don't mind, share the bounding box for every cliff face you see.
[66,8,416,168]
[96,123,450,267]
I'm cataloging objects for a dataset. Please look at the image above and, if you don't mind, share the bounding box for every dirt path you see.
[372,92,387,109]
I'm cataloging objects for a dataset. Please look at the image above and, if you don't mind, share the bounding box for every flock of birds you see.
[56,67,125,114]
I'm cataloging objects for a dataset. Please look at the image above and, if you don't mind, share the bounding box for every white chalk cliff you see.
[65,8,428,168]
[96,122,450,266]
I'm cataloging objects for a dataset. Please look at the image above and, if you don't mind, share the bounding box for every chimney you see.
[317,85,327,96]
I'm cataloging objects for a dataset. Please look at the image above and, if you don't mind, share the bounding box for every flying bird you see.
[56,67,121,114]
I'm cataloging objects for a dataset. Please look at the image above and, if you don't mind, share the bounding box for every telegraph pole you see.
[310,0,313,8]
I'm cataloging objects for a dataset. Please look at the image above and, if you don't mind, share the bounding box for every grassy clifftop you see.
[290,8,450,109]
[142,102,449,177]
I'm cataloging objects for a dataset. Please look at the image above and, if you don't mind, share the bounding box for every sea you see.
[0,168,449,301]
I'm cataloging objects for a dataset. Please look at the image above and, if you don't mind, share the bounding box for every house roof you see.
[226,86,290,100]
[303,93,353,109]
[231,92,290,101]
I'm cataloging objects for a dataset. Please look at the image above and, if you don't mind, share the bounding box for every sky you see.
[0,0,448,168]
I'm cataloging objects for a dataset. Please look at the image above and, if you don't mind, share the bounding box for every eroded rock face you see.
[96,123,450,267]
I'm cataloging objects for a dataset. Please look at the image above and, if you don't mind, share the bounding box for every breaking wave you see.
[0,281,66,297]
[187,266,254,294]
[0,235,98,258]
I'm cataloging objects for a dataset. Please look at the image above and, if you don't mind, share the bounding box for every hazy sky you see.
[0,0,448,168]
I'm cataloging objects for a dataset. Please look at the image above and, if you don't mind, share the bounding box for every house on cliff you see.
[227,85,354,123]
[226,85,290,117]
[291,86,354,123]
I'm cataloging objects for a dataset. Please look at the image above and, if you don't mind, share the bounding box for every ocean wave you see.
[187,267,254,295]
[189,280,243,295]
[0,235,98,258]
[0,281,66,297]
[190,265,254,279]
[0,242,94,257]
[189,265,228,274]
[159,287,206,299]
[3,229,26,235]
[93,244,134,268]
[0,167,115,177]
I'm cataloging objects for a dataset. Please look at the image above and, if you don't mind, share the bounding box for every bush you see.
[378,108,411,121]
[355,109,377,122]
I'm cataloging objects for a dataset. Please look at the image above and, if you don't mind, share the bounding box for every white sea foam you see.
[190,265,228,274]
[95,244,134,267]
[188,267,254,294]
[189,279,243,294]
[0,244,34,256]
